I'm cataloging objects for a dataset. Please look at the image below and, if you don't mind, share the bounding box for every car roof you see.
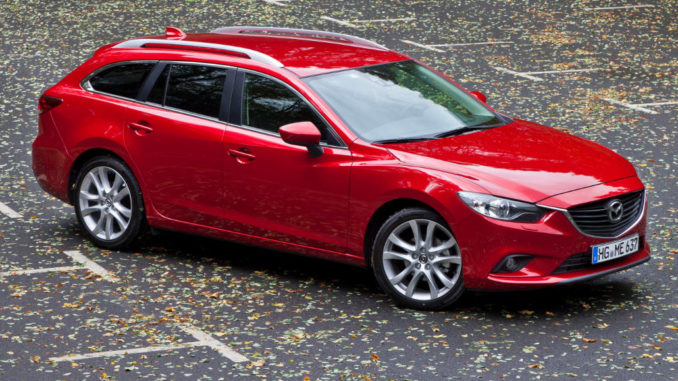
[108,27,408,77]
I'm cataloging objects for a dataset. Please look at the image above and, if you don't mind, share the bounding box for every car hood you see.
[385,119,637,203]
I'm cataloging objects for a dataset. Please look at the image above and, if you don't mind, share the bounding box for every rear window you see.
[147,64,228,119]
[89,63,155,99]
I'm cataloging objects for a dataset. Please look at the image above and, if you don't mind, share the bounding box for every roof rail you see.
[111,39,284,68]
[212,26,388,50]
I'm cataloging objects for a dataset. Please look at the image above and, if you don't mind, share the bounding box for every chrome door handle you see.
[128,122,153,134]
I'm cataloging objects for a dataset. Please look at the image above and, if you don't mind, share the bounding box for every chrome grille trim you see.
[537,190,646,239]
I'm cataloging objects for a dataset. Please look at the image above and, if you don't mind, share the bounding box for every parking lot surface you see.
[0,0,676,379]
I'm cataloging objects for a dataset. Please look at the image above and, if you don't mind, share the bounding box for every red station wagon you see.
[33,27,650,309]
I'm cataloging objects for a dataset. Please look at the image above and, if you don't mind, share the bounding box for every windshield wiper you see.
[434,125,495,138]
[372,136,434,144]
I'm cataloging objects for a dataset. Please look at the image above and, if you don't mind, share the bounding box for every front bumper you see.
[454,177,650,290]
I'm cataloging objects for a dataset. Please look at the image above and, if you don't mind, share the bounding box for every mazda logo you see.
[607,199,624,223]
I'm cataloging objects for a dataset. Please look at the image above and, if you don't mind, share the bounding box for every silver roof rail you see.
[212,26,388,51]
[112,39,284,68]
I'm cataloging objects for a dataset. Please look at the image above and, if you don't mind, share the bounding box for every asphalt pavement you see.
[0,0,676,379]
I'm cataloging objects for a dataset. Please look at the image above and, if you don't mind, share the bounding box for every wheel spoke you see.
[424,270,439,299]
[430,237,457,254]
[92,212,106,234]
[80,190,99,201]
[406,271,423,297]
[98,167,111,193]
[110,209,128,230]
[409,220,422,249]
[424,220,436,250]
[88,172,104,196]
[383,251,413,263]
[113,187,129,203]
[110,174,123,195]
[432,255,461,265]
[104,214,113,240]
[115,204,132,218]
[388,233,415,253]
[432,265,456,288]
[390,262,416,285]
[81,205,103,216]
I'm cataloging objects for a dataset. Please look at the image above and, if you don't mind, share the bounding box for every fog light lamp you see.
[492,255,533,273]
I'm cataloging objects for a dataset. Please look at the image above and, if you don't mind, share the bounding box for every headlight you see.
[458,192,545,222]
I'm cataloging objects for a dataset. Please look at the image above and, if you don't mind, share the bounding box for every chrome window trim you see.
[113,39,284,68]
[80,60,159,96]
[236,67,348,149]
[537,189,646,239]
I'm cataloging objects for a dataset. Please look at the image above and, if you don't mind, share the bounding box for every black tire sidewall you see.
[371,208,465,310]
[73,156,145,249]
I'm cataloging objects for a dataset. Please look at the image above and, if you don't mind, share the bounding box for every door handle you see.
[228,148,256,163]
[128,121,153,135]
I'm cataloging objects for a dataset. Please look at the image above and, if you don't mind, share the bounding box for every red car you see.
[33,27,650,309]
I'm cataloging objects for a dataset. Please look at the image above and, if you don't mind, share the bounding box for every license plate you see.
[591,234,639,264]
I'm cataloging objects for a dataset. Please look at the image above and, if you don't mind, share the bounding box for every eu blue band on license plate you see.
[591,233,639,265]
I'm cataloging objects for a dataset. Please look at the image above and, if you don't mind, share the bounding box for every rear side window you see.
[242,73,334,143]
[89,63,155,99]
[161,64,228,118]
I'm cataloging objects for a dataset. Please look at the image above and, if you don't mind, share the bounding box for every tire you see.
[73,156,145,249]
[371,208,464,310]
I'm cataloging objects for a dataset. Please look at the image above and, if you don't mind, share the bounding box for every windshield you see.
[303,60,507,143]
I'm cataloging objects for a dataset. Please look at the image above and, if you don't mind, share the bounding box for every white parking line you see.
[179,324,249,362]
[261,0,290,5]
[603,98,677,114]
[493,66,602,81]
[322,16,415,28]
[400,39,445,52]
[0,266,79,277]
[50,324,248,363]
[584,4,655,11]
[63,250,119,282]
[429,41,514,47]
[0,201,22,219]
[320,16,358,28]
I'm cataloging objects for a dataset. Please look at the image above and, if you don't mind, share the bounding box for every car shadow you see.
[117,228,646,318]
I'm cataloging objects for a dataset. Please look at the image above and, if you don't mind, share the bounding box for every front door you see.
[222,72,352,253]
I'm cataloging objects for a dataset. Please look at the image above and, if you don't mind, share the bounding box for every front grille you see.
[552,236,644,274]
[568,191,644,237]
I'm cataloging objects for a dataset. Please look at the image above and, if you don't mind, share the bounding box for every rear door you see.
[221,70,352,253]
[123,62,235,227]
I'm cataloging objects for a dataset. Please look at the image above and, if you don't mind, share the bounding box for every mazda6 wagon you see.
[33,26,650,309]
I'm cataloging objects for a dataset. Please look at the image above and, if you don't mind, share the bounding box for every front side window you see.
[241,73,335,143]
[304,60,508,143]
[89,63,155,99]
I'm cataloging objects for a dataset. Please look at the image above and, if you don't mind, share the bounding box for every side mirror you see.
[470,91,487,104]
[279,121,324,157]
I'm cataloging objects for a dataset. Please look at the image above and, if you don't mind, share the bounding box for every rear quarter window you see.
[88,63,155,99]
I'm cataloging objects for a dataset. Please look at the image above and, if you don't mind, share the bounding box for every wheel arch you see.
[67,148,140,204]
[363,198,449,267]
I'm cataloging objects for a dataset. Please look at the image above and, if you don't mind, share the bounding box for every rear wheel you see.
[371,208,464,310]
[74,156,144,249]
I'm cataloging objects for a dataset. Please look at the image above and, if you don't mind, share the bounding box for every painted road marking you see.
[603,98,678,114]
[0,201,22,218]
[262,0,290,5]
[0,266,79,277]
[322,16,415,28]
[50,324,248,363]
[584,4,655,11]
[493,67,602,81]
[179,324,249,362]
[402,39,513,51]
[63,250,119,282]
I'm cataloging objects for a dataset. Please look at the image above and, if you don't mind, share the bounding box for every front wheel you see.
[74,156,145,249]
[371,208,464,310]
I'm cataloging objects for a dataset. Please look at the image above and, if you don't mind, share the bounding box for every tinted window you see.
[242,73,333,143]
[165,64,228,118]
[89,63,155,99]
[147,65,169,105]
